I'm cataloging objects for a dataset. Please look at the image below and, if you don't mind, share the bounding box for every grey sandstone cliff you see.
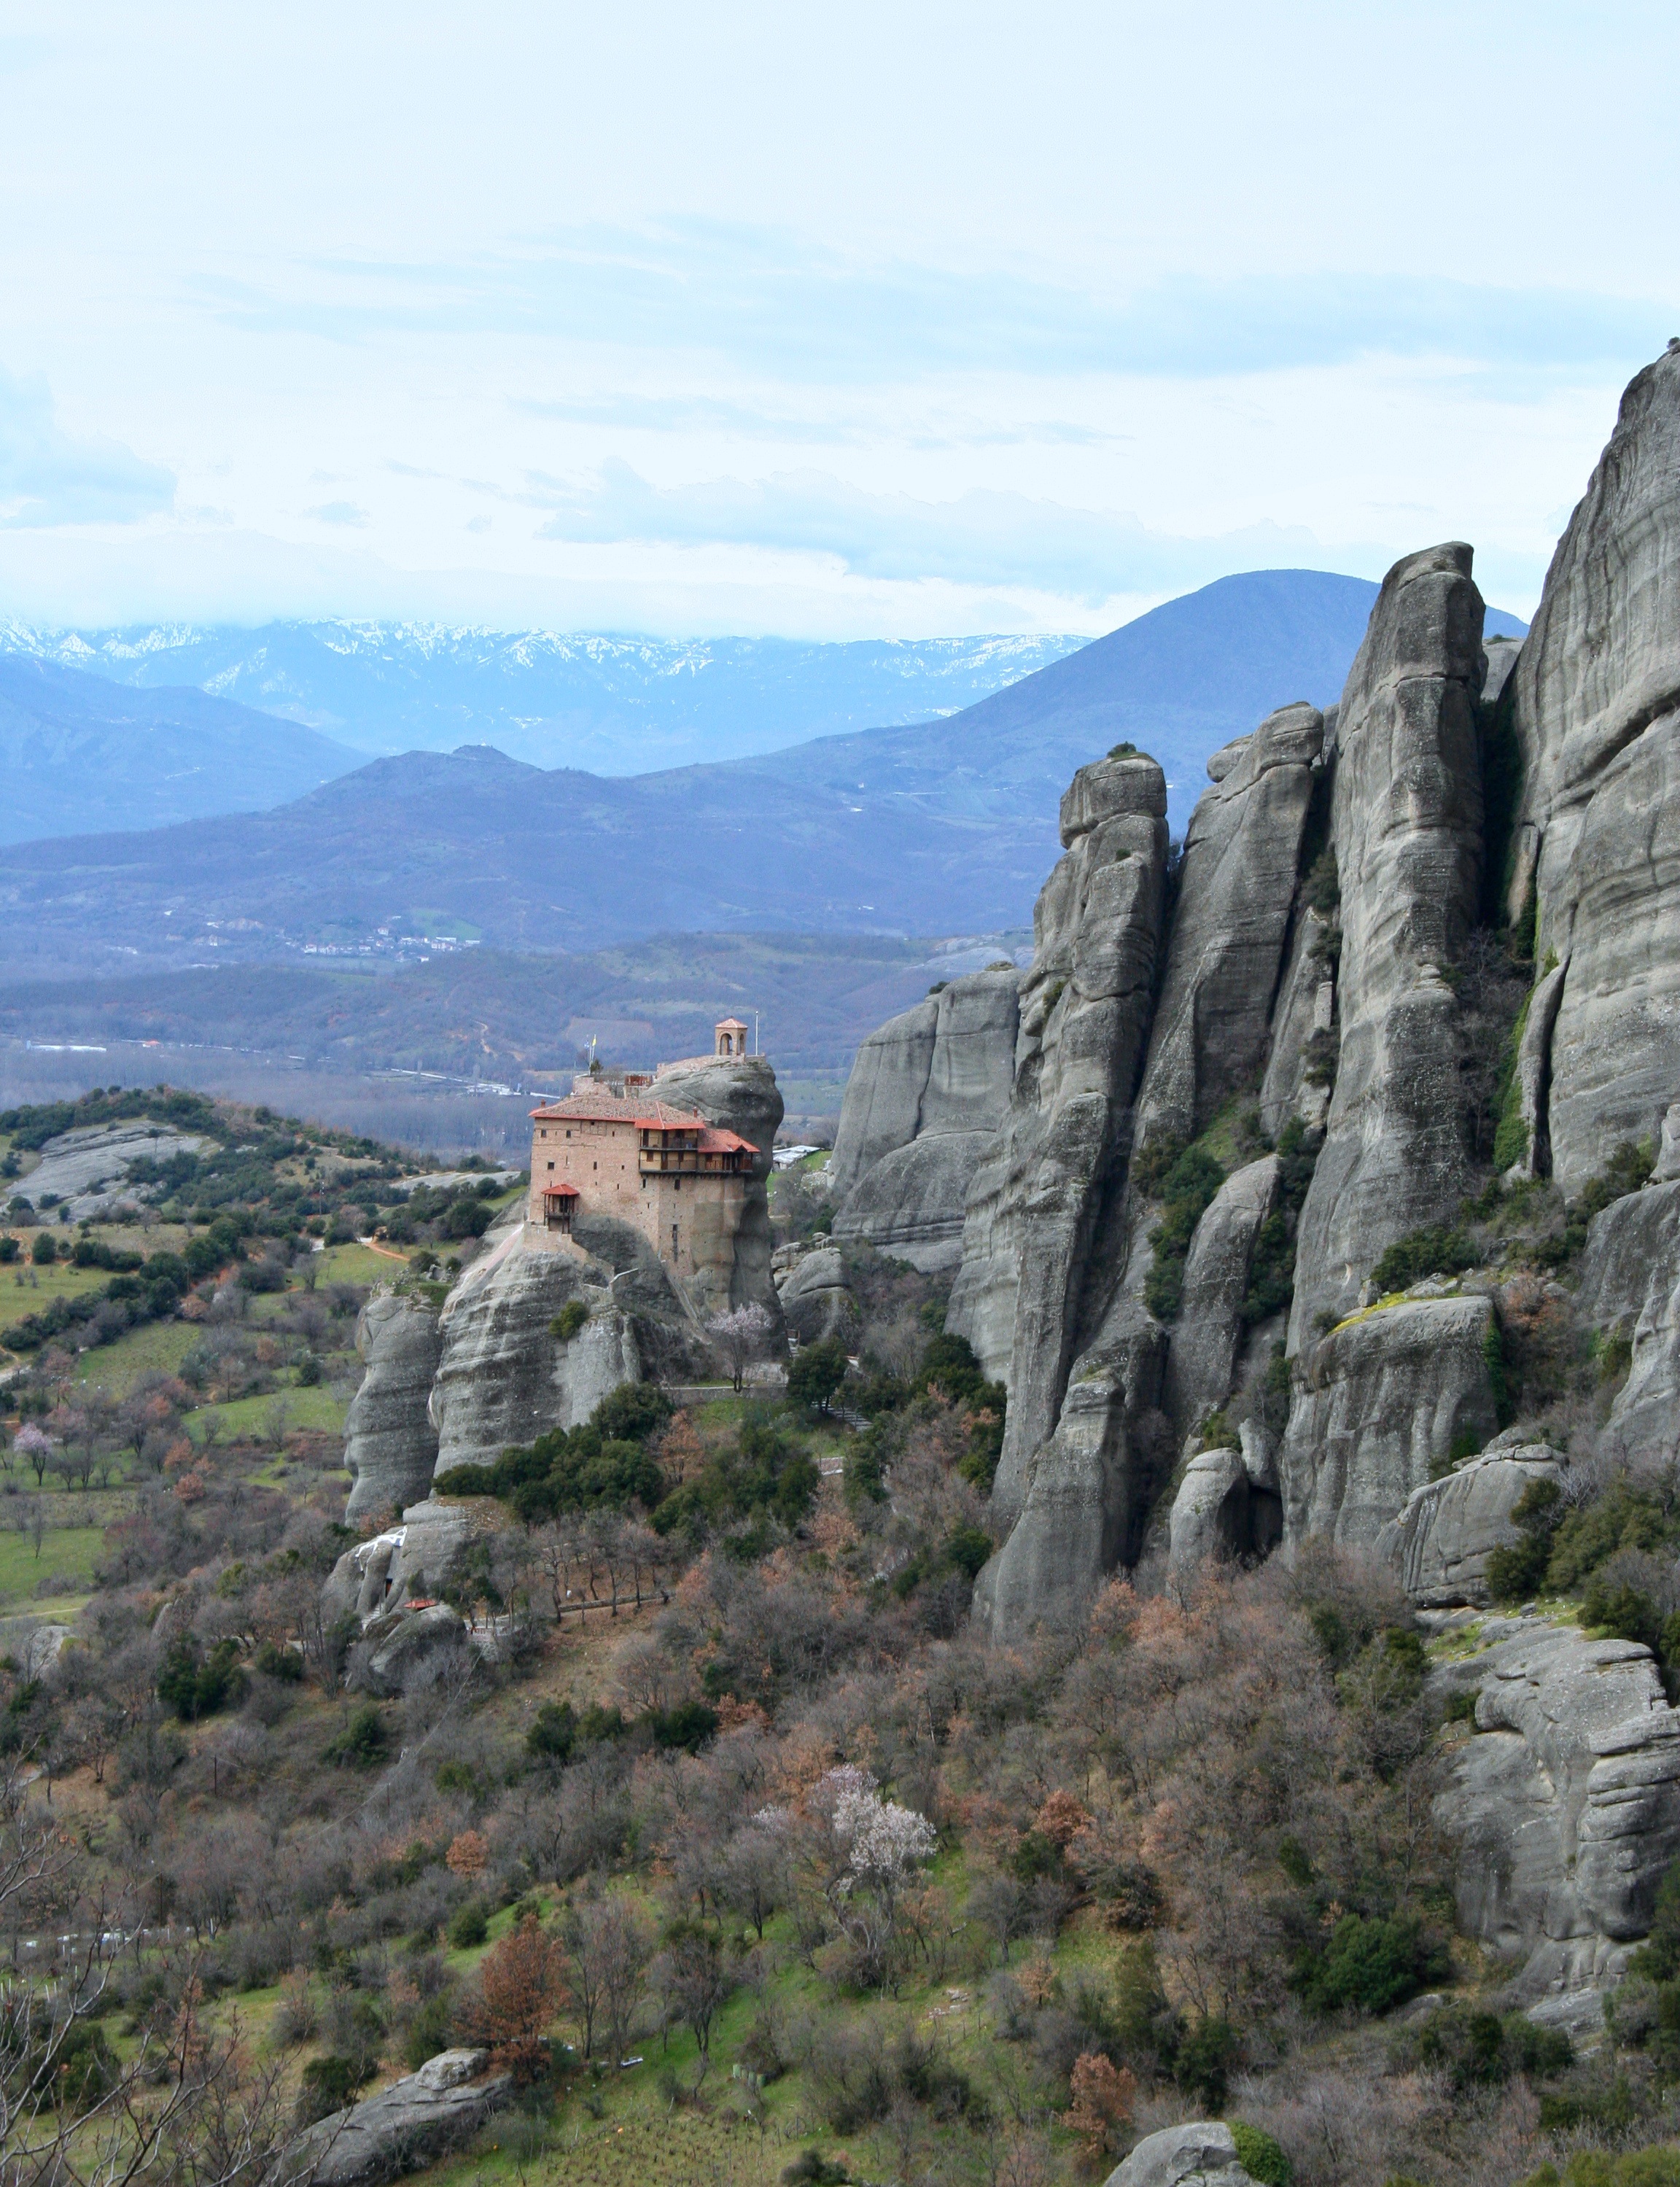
[342,1291,442,1523]
[1288,544,1488,1345]
[1376,1445,1564,1607]
[1434,1615,1680,2005]
[1134,702,1322,1151]
[1506,344,1680,1193]
[1162,1153,1280,1437]
[1576,1177,1680,1474]
[830,968,1019,1270]
[828,350,1680,1642]
[1279,1292,1498,1548]
[952,757,1170,1640]
[776,1244,858,1346]
[949,753,1168,1424]
[1167,1448,1251,1585]
[427,1228,640,1477]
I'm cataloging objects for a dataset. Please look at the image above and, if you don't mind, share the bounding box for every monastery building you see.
[527,1018,760,1286]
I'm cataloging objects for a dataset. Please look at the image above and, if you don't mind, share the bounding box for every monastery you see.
[526,1019,761,1289]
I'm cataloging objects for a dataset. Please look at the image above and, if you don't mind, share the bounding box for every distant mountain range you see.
[0,656,362,844]
[0,568,1527,981]
[0,620,1082,775]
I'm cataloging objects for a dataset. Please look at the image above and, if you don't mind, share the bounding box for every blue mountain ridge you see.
[0,569,1525,978]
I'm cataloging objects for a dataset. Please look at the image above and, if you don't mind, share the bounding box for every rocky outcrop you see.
[1258,903,1334,1139]
[950,753,1169,1464]
[1576,1178,1680,1473]
[775,1245,858,1347]
[1506,346,1680,1192]
[650,1052,784,1319]
[1167,1448,1250,1582]
[322,1501,490,1695]
[1134,702,1322,1151]
[1162,1154,1280,1437]
[1504,961,1566,1181]
[1278,1293,1498,1547]
[1104,2121,1252,2187]
[354,1601,470,1695]
[295,2049,511,2186]
[1434,1615,1680,2005]
[323,1500,473,1625]
[1377,1445,1564,1607]
[10,1121,214,1219]
[427,1228,639,1477]
[822,349,1680,1639]
[1288,545,1488,1343]
[342,1292,443,1523]
[831,968,1019,1270]
[972,1319,1170,1639]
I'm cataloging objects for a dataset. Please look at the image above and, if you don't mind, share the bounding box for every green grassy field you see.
[70,1318,198,1397]
[185,1383,350,1446]
[314,1242,404,1286]
[0,1254,109,1326]
[0,1523,106,1608]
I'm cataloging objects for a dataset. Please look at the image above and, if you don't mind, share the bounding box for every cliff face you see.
[427,1228,641,1476]
[859,362,1680,1639]
[947,531,1507,1639]
[342,1291,443,1523]
[1506,343,1680,1193]
[830,968,1019,1271]
[949,753,1169,1513]
[1286,544,1488,1345]
[1134,703,1323,1152]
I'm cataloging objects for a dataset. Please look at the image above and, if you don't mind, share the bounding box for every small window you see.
[547,1159,554,1170]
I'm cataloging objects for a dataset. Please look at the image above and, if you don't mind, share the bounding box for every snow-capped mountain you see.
[0,621,1083,773]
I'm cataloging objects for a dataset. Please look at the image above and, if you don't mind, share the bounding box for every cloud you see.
[512,387,1124,451]
[306,500,369,527]
[534,459,1331,600]
[0,365,174,528]
[194,222,1677,387]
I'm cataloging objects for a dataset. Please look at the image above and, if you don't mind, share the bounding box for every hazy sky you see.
[1,1,1676,636]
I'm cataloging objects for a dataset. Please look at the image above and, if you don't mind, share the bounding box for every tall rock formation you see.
[1133,702,1323,1151]
[1288,544,1488,1345]
[1505,342,1680,1192]
[838,351,1680,1643]
[830,967,1019,1270]
[342,1291,443,1523]
[949,753,1169,1502]
[648,1052,784,1323]
[427,1228,642,1477]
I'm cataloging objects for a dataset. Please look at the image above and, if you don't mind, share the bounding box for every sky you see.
[1,1,1676,639]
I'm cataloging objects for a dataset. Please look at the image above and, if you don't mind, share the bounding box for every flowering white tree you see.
[707,1301,774,1392]
[12,1423,52,1488]
[811,1765,937,1988]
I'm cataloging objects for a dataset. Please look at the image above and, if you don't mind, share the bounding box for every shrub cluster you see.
[1142,1139,1226,1321]
[438,1384,673,1521]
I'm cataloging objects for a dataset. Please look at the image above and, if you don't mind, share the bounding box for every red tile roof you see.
[540,1181,580,1198]
[531,1091,704,1125]
[530,1089,758,1156]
